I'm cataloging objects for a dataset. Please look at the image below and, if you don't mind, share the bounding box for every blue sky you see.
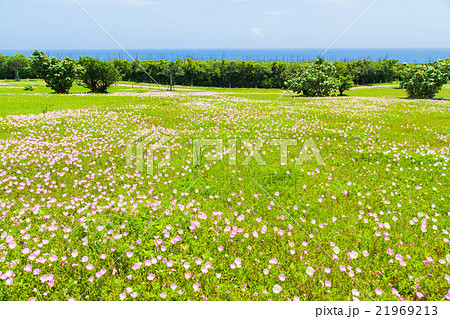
[1,0,450,49]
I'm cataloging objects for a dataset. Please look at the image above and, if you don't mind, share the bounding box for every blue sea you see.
[2,48,450,63]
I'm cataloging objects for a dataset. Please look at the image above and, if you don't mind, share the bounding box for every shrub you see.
[30,51,78,94]
[285,58,338,97]
[78,57,120,93]
[23,85,34,91]
[400,63,448,99]
[45,58,79,94]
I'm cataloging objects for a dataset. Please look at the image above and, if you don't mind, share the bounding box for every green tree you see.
[160,61,184,90]
[31,51,78,94]
[6,54,29,81]
[337,75,354,96]
[46,58,79,94]
[400,63,448,99]
[78,57,120,93]
[30,50,52,78]
[285,58,338,97]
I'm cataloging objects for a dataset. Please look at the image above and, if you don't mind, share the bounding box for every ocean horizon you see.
[1,48,450,64]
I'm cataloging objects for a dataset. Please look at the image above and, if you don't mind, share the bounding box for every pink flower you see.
[352,289,360,297]
[100,254,106,260]
[417,292,424,298]
[375,289,382,296]
[132,262,142,270]
[217,246,224,252]
[160,293,167,299]
[387,249,394,256]
[49,255,58,262]
[23,264,32,272]
[185,273,191,280]
[126,251,133,258]
[325,281,331,288]
[279,274,286,282]
[86,264,94,271]
[119,293,126,300]
[81,256,88,263]
[125,287,133,293]
[147,273,155,281]
[71,250,78,258]
[269,258,278,264]
[5,278,13,286]
[170,283,177,290]
[215,273,221,278]
[193,283,200,292]
[252,231,259,238]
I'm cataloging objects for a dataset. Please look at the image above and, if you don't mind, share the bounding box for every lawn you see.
[0,80,449,301]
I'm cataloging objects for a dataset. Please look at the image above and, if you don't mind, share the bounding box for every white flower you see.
[333,247,340,254]
[272,284,282,294]
[306,266,315,276]
[349,251,358,259]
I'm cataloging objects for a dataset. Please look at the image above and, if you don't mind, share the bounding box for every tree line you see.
[1,51,400,88]
[1,50,449,98]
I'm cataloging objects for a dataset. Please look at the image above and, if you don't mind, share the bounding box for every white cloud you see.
[249,27,264,38]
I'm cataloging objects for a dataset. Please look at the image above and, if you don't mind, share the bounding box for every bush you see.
[23,85,34,91]
[46,58,79,94]
[400,63,448,99]
[78,57,120,93]
[30,51,79,94]
[285,58,338,97]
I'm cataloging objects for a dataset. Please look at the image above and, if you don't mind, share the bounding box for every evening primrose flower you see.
[279,274,286,281]
[349,251,358,259]
[333,247,340,254]
[272,284,282,294]
[306,267,315,276]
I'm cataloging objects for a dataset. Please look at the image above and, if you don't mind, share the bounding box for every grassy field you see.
[0,80,449,301]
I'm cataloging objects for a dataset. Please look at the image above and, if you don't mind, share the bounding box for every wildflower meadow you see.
[0,80,449,301]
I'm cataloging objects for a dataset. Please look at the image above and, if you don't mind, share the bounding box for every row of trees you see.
[112,57,401,89]
[2,51,449,98]
[1,51,401,90]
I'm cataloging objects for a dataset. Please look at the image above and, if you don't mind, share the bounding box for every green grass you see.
[0,79,449,301]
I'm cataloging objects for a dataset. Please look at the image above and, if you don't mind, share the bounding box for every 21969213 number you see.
[376,306,438,316]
